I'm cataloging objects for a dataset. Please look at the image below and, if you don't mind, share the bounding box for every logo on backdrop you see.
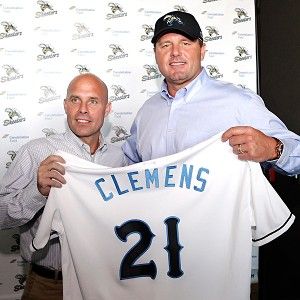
[204,26,222,42]
[39,86,60,103]
[5,150,17,169]
[140,24,154,41]
[37,43,59,61]
[174,5,187,12]
[142,64,161,81]
[234,46,252,62]
[206,65,223,79]
[35,1,58,18]
[109,85,130,102]
[1,65,23,82]
[0,22,22,39]
[72,23,94,40]
[106,3,127,19]
[14,274,26,292]
[111,125,131,143]
[3,108,26,126]
[203,0,219,3]
[42,128,57,137]
[233,8,251,24]
[107,44,128,61]
[10,233,20,253]
[75,64,90,74]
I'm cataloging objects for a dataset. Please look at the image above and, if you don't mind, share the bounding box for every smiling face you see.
[154,32,206,96]
[64,74,111,153]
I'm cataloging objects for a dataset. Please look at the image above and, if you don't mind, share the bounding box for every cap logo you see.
[163,14,183,26]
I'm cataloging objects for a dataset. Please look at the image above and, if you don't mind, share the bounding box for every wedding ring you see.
[237,144,245,154]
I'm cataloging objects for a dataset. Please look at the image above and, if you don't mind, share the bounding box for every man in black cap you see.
[122,10,300,175]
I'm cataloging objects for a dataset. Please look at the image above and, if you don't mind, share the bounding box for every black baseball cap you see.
[151,11,203,44]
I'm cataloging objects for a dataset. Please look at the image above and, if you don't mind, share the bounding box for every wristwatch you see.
[274,138,284,159]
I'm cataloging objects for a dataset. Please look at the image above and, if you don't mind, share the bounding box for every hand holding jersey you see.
[37,155,66,197]
[222,126,281,162]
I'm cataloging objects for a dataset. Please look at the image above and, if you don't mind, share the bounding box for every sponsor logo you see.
[0,21,22,39]
[14,273,26,292]
[233,70,255,78]
[233,8,251,24]
[38,112,64,120]
[106,3,127,19]
[75,64,90,74]
[109,85,130,102]
[107,44,128,61]
[42,128,57,137]
[1,65,23,82]
[39,86,60,103]
[111,125,131,143]
[206,65,223,79]
[5,150,17,169]
[3,108,26,126]
[113,112,133,118]
[204,26,222,42]
[2,134,29,143]
[142,64,161,81]
[112,70,131,77]
[35,1,58,18]
[37,43,59,61]
[72,23,94,40]
[140,24,154,41]
[173,5,187,12]
[234,46,252,62]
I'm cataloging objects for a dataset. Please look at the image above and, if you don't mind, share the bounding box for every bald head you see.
[66,73,108,103]
[64,73,112,153]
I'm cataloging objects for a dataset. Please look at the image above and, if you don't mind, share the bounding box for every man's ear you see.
[63,99,67,113]
[105,102,112,117]
[200,43,206,61]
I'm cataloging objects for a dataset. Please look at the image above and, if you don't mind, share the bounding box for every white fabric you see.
[31,132,294,300]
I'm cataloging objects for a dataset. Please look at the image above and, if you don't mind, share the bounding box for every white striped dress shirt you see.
[0,127,126,270]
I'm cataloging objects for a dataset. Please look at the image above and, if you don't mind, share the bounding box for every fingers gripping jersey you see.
[31,133,294,300]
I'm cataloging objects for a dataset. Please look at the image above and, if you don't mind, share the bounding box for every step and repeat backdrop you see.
[0,0,256,298]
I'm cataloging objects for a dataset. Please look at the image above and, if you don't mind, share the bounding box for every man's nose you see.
[79,101,88,113]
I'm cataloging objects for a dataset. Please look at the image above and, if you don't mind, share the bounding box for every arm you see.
[222,126,299,175]
[221,91,300,175]
[221,126,278,162]
[0,146,66,229]
[121,120,142,164]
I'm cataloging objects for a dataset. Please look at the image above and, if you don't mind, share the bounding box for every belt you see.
[31,263,63,280]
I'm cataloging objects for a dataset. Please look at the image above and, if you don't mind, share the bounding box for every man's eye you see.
[70,98,80,103]
[89,99,98,105]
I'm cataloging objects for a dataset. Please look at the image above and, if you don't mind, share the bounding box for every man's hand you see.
[221,126,278,162]
[37,155,66,197]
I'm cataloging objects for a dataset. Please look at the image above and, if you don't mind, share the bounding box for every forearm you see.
[0,180,46,229]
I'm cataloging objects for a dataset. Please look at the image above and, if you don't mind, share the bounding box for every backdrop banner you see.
[0,1,256,298]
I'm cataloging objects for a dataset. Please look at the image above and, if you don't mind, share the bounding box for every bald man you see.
[0,73,126,300]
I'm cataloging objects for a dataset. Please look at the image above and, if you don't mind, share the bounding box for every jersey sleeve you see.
[249,162,295,246]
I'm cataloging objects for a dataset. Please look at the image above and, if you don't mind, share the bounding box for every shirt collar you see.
[64,127,107,154]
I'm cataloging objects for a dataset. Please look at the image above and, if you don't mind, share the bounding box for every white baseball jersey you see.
[31,132,294,300]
